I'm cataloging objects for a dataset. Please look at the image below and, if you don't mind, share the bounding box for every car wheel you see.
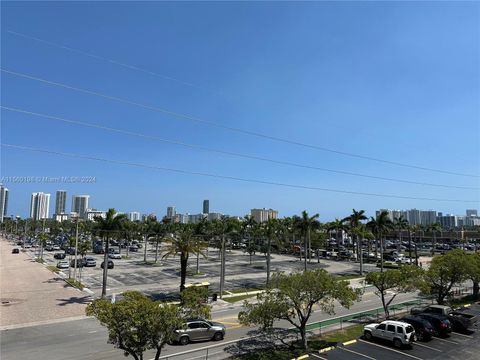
[213,332,224,341]
[364,331,373,340]
[179,336,189,345]
[393,338,402,349]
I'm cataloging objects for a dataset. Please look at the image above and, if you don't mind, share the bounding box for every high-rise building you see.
[166,206,176,219]
[466,209,478,217]
[437,214,457,228]
[251,208,278,223]
[55,190,67,215]
[71,195,90,219]
[30,192,50,220]
[0,185,8,223]
[420,210,437,225]
[207,212,223,221]
[128,211,141,221]
[203,200,209,214]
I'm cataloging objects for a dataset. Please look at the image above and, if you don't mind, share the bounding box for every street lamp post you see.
[73,218,80,281]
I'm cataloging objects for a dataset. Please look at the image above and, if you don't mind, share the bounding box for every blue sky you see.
[1,2,479,220]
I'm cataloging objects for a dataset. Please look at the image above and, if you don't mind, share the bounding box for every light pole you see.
[73,217,80,281]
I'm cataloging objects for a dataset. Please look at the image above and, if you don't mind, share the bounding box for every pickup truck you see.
[411,304,478,333]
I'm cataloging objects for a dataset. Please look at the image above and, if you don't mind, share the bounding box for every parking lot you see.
[33,243,377,298]
[314,304,480,360]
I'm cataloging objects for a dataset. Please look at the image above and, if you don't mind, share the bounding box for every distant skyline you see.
[1,2,479,219]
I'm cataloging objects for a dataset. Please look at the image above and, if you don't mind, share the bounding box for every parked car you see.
[11,248,20,254]
[412,305,474,333]
[414,313,451,336]
[129,246,139,252]
[57,261,69,269]
[83,256,97,267]
[52,245,61,251]
[399,315,436,341]
[363,320,416,348]
[54,252,66,259]
[109,253,122,259]
[101,260,114,269]
[174,319,226,345]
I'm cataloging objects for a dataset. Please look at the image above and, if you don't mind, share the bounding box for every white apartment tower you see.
[71,195,90,219]
[30,192,50,220]
[0,185,8,223]
[55,190,67,215]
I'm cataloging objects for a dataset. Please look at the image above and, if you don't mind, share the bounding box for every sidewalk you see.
[0,238,89,329]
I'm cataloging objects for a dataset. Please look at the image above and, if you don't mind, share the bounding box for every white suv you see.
[364,320,416,348]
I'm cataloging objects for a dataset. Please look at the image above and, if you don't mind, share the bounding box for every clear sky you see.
[1,1,479,220]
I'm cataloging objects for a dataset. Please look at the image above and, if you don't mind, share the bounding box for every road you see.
[1,289,421,360]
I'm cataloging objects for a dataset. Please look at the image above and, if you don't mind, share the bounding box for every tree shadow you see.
[43,277,63,283]
[224,328,298,357]
[56,296,92,306]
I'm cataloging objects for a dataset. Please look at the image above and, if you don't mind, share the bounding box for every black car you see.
[54,252,66,259]
[416,313,451,336]
[101,260,114,269]
[400,315,436,340]
[12,248,20,254]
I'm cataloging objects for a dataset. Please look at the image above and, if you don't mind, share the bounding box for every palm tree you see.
[427,223,442,256]
[343,209,368,263]
[162,227,207,292]
[393,216,409,253]
[352,224,374,275]
[94,208,127,299]
[367,211,393,272]
[261,218,281,285]
[326,218,347,254]
[241,215,258,265]
[296,211,320,270]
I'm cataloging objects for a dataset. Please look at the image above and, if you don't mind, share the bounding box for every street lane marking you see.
[358,340,423,360]
[339,346,376,359]
[413,342,442,352]
[343,339,357,346]
[319,346,334,353]
[432,336,459,344]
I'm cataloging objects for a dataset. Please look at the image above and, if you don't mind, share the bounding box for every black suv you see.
[54,252,66,259]
[400,315,436,340]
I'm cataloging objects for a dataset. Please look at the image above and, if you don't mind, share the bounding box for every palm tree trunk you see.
[155,240,159,263]
[196,252,200,274]
[304,230,308,271]
[431,232,436,256]
[359,236,363,276]
[143,234,148,263]
[266,237,271,285]
[219,235,225,299]
[180,254,187,292]
[101,235,109,299]
[380,237,384,272]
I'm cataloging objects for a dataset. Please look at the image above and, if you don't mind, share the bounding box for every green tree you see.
[296,211,320,270]
[326,218,347,254]
[238,269,359,350]
[367,211,394,272]
[425,249,471,304]
[261,218,283,285]
[94,208,127,299]
[427,223,442,256]
[343,209,368,271]
[352,224,374,275]
[467,252,480,300]
[366,265,424,318]
[86,291,184,360]
[393,216,409,253]
[162,227,207,292]
[180,286,212,319]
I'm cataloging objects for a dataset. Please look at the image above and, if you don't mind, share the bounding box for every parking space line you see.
[358,340,423,360]
[413,342,442,352]
[310,354,327,360]
[339,346,376,359]
[451,332,473,338]
[432,336,459,344]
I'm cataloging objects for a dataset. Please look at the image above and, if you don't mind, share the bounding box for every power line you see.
[2,68,478,179]
[2,143,478,203]
[2,105,478,191]
[6,30,208,92]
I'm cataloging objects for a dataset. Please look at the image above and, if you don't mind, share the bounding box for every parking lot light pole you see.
[73,218,79,281]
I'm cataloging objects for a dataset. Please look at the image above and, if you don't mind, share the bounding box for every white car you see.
[57,261,69,269]
[364,320,416,348]
[109,253,122,259]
